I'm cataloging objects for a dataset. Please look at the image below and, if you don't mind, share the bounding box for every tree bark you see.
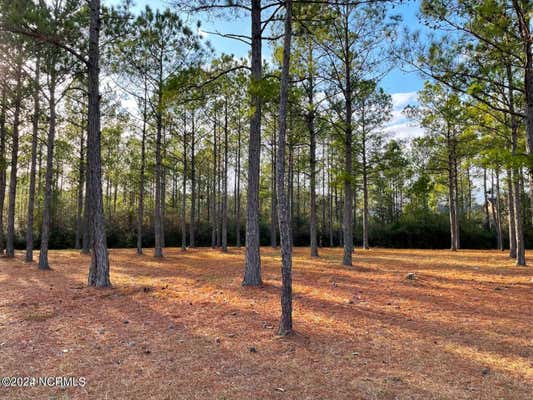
[182,116,187,251]
[288,142,294,245]
[270,128,277,248]
[296,147,301,220]
[153,44,165,258]
[483,168,490,230]
[276,0,293,336]
[81,159,91,254]
[321,142,326,247]
[447,130,457,251]
[153,85,163,258]
[507,63,526,265]
[236,118,242,247]
[222,99,228,252]
[87,0,111,287]
[453,148,460,249]
[308,45,318,257]
[216,126,223,247]
[137,78,148,255]
[466,165,472,219]
[243,0,263,286]
[362,127,369,250]
[513,0,533,225]
[0,88,7,254]
[26,54,40,262]
[327,142,333,247]
[511,166,525,265]
[342,9,353,266]
[507,169,517,258]
[75,131,85,249]
[161,130,166,248]
[6,51,23,258]
[38,72,57,270]
[190,113,196,248]
[211,115,217,248]
[342,105,353,260]
[492,169,503,251]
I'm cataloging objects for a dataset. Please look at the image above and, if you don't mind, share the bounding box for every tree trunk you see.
[354,182,358,233]
[447,132,457,251]
[288,142,294,245]
[38,73,57,270]
[512,167,525,265]
[362,131,369,250]
[211,115,217,248]
[493,169,503,251]
[222,99,228,252]
[336,188,341,243]
[81,160,91,255]
[190,113,196,248]
[514,0,533,225]
[448,173,457,252]
[0,88,7,254]
[153,85,163,258]
[243,0,263,286]
[75,132,85,250]
[236,119,242,247]
[270,128,277,248]
[113,181,118,215]
[182,117,187,251]
[453,148,460,249]
[507,169,517,258]
[6,51,23,258]
[172,169,177,208]
[296,148,301,220]
[320,142,326,247]
[105,155,111,213]
[161,131,166,248]
[342,10,353,266]
[26,54,40,262]
[308,48,318,257]
[520,169,527,225]
[466,165,472,219]
[137,79,148,255]
[342,88,353,262]
[217,128,222,247]
[507,63,526,265]
[496,170,503,251]
[327,143,333,247]
[483,168,490,230]
[87,0,111,287]
[276,0,293,336]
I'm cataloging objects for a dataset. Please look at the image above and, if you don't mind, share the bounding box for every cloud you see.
[391,91,418,109]
[384,91,424,140]
[384,122,425,140]
[122,96,138,115]
[389,109,404,123]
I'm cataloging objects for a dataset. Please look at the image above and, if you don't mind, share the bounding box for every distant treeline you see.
[6,208,526,251]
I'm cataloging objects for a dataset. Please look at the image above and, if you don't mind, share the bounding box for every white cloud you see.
[122,96,138,115]
[391,91,418,109]
[389,109,404,124]
[384,122,425,140]
[384,91,424,140]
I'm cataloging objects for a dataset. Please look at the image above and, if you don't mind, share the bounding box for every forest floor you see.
[0,247,532,400]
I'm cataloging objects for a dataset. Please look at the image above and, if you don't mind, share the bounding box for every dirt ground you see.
[0,247,532,400]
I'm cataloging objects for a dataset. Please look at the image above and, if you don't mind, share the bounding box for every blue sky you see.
[110,0,426,139]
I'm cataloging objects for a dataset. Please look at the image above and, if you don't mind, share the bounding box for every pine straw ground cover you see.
[0,248,532,400]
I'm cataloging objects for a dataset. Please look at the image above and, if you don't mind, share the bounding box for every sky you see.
[109,0,427,140]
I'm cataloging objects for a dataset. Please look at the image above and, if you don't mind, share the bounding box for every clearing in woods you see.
[0,247,532,399]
